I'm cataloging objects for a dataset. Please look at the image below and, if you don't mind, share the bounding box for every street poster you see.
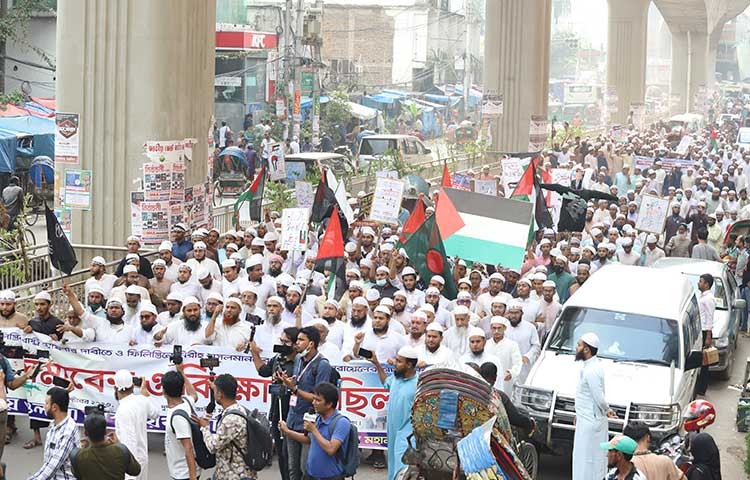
[143,163,171,201]
[451,173,472,191]
[54,208,73,241]
[369,178,404,225]
[301,70,314,95]
[635,194,670,234]
[63,169,92,210]
[170,161,186,203]
[276,96,286,120]
[473,179,497,196]
[482,92,504,118]
[130,191,144,237]
[501,157,524,194]
[358,192,374,218]
[169,203,184,231]
[192,184,207,228]
[280,208,310,251]
[140,200,170,244]
[143,139,191,164]
[528,114,548,151]
[0,328,394,449]
[268,143,286,180]
[54,112,80,164]
[295,181,314,209]
[676,135,693,155]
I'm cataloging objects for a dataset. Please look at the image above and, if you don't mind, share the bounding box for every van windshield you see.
[359,139,397,156]
[547,307,680,365]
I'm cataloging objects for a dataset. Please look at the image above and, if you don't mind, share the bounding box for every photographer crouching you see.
[246,326,299,480]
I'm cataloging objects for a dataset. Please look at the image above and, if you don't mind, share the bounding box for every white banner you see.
[280,208,309,251]
[369,178,404,225]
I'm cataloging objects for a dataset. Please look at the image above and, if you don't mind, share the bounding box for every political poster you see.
[143,163,171,201]
[501,157,524,193]
[140,200,170,244]
[170,161,186,203]
[54,208,73,241]
[369,178,404,225]
[130,191,144,237]
[63,169,92,210]
[0,328,391,450]
[54,113,80,164]
[295,181,314,209]
[267,143,286,181]
[473,179,497,196]
[169,203,184,231]
[482,92,504,118]
[143,139,191,164]
[451,173,472,191]
[192,184,207,228]
[280,208,310,251]
[358,192,375,218]
[528,114,548,151]
[635,194,670,234]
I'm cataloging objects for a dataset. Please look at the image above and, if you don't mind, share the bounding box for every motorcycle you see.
[655,433,693,474]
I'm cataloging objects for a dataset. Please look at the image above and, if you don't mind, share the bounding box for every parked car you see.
[356,134,432,169]
[514,265,704,453]
[652,258,745,379]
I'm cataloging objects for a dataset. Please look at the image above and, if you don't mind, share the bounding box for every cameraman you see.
[162,362,200,480]
[28,387,80,480]
[0,346,36,451]
[113,370,159,480]
[70,414,142,479]
[248,326,299,480]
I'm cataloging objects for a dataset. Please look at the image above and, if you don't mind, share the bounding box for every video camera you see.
[84,403,106,417]
[0,331,23,360]
[200,354,221,415]
[170,345,183,365]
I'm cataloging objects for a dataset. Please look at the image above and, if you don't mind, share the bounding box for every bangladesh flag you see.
[233,166,265,226]
[314,205,347,300]
[403,214,458,300]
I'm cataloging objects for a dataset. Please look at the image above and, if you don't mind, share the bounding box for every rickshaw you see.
[446,125,477,155]
[212,146,251,207]
[400,363,537,480]
[21,155,54,226]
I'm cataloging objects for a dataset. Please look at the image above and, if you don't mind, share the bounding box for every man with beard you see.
[459,327,503,389]
[399,267,424,313]
[153,297,210,347]
[114,236,153,279]
[569,262,591,296]
[319,299,345,348]
[341,297,372,356]
[25,291,63,343]
[186,241,221,280]
[197,267,223,304]
[85,256,118,297]
[202,291,224,321]
[359,226,377,259]
[110,265,151,303]
[158,240,181,282]
[129,302,162,346]
[423,287,452,327]
[238,285,265,323]
[350,306,406,363]
[311,319,342,363]
[206,297,254,350]
[122,284,144,328]
[391,291,411,329]
[281,285,312,326]
[477,273,512,316]
[221,259,244,299]
[170,223,193,262]
[687,201,709,245]
[616,237,640,266]
[592,243,611,270]
[149,259,173,308]
[158,293,183,326]
[427,275,453,311]
[0,289,27,328]
[255,296,292,355]
[406,310,428,348]
[665,223,692,258]
[487,316,522,395]
[368,346,419,480]
[514,278,544,325]
[373,266,399,299]
[573,332,614,480]
[547,255,575,303]
[664,202,685,246]
[64,284,133,344]
[56,307,95,344]
[417,322,453,366]
[246,254,277,307]
[504,300,540,384]
[539,281,562,337]
[503,269,521,295]
[170,264,201,300]
[443,305,472,355]
[268,253,285,278]
[27,387,80,479]
[643,234,667,266]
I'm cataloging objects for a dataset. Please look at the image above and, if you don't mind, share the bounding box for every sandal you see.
[4,428,16,445]
[23,439,41,449]
[373,460,387,469]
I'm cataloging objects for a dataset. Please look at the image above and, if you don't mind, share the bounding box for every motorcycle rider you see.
[682,400,721,480]
[623,422,686,479]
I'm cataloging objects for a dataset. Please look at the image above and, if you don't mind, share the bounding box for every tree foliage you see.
[0,0,56,70]
[320,90,352,146]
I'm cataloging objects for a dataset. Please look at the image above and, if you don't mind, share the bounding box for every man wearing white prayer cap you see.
[573,331,613,480]
[416,322,454,366]
[253,295,292,355]
[504,300,541,383]
[86,256,118,297]
[347,305,405,364]
[0,288,27,329]
[153,296,210,347]
[442,305,472,356]
[459,326,505,389]
[487,316,522,395]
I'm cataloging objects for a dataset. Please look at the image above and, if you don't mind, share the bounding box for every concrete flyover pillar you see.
[670,31,689,114]
[607,0,649,125]
[484,0,552,152]
[56,0,215,247]
[706,26,723,89]
[688,30,708,112]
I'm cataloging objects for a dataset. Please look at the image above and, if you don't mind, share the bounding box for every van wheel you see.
[718,346,734,381]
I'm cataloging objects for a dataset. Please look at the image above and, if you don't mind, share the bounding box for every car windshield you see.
[740,131,750,144]
[684,274,727,309]
[359,139,397,156]
[547,307,680,365]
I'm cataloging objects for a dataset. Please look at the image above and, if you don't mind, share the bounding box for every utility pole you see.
[283,0,293,139]
[462,0,472,121]
[0,0,7,94]
[291,0,304,140]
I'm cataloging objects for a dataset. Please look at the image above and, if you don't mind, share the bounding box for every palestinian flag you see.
[510,157,553,232]
[233,166,265,226]
[403,213,458,299]
[441,161,451,187]
[314,205,347,300]
[710,128,718,153]
[399,193,426,243]
[311,168,353,236]
[435,187,534,270]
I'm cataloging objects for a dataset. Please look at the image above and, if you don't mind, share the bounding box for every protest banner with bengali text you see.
[280,208,310,251]
[143,163,171,201]
[0,329,391,449]
[501,157,524,194]
[140,200,170,244]
[143,139,192,164]
[369,178,404,225]
[295,181,314,209]
[635,194,670,234]
[473,179,497,196]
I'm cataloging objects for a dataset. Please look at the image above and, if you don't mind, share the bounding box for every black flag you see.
[45,205,77,274]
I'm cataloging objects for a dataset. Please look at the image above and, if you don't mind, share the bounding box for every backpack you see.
[309,355,341,387]
[170,402,216,469]
[329,413,361,477]
[223,407,273,471]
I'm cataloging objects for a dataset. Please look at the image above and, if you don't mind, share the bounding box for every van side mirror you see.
[734,298,747,310]
[686,351,703,371]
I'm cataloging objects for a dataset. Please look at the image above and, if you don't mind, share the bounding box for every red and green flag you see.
[314,205,347,300]
[441,161,451,188]
[710,128,718,153]
[510,157,553,235]
[403,213,458,299]
[399,193,426,243]
[233,166,265,227]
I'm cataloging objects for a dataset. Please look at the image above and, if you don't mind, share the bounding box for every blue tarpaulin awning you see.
[0,115,55,173]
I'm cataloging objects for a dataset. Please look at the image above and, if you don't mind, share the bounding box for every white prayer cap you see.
[324,298,339,307]
[580,332,600,349]
[419,304,435,314]
[539,238,551,246]
[225,297,243,308]
[457,291,471,300]
[379,298,394,307]
[531,272,547,281]
[425,287,440,296]
[397,345,419,360]
[91,256,107,266]
[426,322,443,332]
[264,232,279,242]
[311,318,329,330]
[251,237,265,246]
[226,243,239,251]
[139,302,158,315]
[507,300,523,311]
[542,280,556,288]
[344,242,358,254]
[166,292,183,302]
[113,369,134,391]
[349,280,364,291]
[411,310,428,322]
[0,290,16,301]
[491,296,507,305]
[393,290,407,299]
[178,263,192,272]
[346,268,361,278]
[376,266,390,275]
[468,326,485,338]
[193,241,207,250]
[266,296,284,306]
[401,266,417,277]
[181,296,200,307]
[431,275,445,285]
[647,234,658,244]
[34,291,51,302]
[453,305,470,316]
[352,297,369,307]
[489,272,505,282]
[221,259,236,269]
[361,226,376,237]
[490,316,510,327]
[125,253,139,262]
[207,292,224,303]
[123,265,138,274]
[365,289,380,302]
[517,278,531,286]
[246,254,264,268]
[126,235,141,243]
[591,228,602,236]
[197,268,211,280]
[287,285,302,295]
[152,259,166,267]
[125,285,142,295]
[106,298,123,308]
[374,305,391,316]
[158,240,173,252]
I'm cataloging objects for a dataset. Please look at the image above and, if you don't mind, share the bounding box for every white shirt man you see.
[348,307,406,363]
[459,327,505,389]
[254,296,291,355]
[85,256,118,297]
[209,298,255,350]
[130,303,164,346]
[113,370,160,480]
[486,316,523,395]
[442,306,472,356]
[81,300,134,343]
[157,298,211,346]
[418,323,454,365]
[166,395,200,480]
[504,302,541,383]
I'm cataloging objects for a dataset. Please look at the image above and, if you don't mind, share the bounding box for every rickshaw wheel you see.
[24,210,39,227]
[517,440,538,479]
[23,228,36,247]
[212,181,222,207]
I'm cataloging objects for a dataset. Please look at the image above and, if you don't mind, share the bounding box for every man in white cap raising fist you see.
[573,332,615,480]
